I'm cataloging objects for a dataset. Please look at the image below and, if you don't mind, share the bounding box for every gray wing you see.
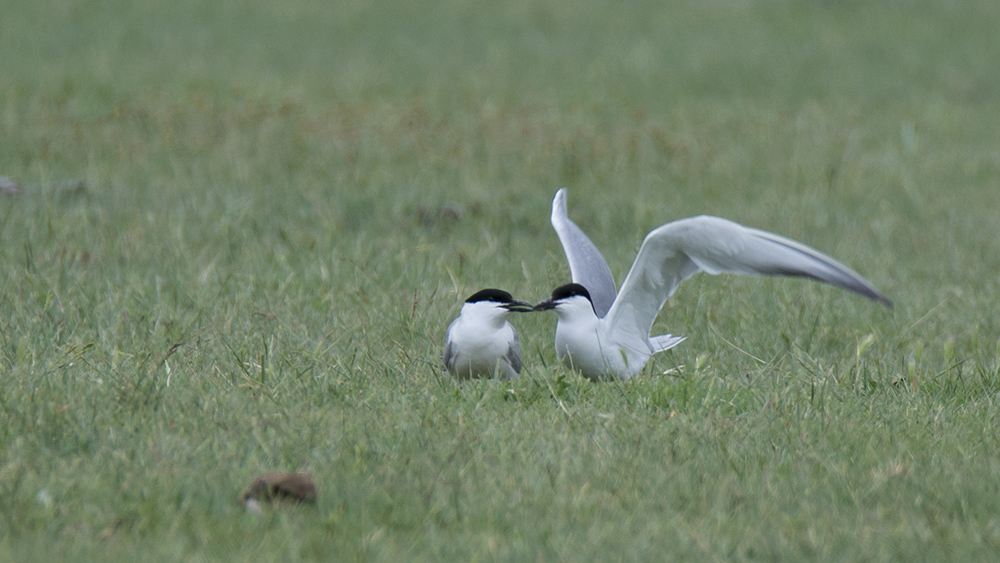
[505,325,523,374]
[606,215,891,347]
[551,188,618,318]
[442,318,458,372]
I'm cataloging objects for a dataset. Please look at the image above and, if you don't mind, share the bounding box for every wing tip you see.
[871,291,894,309]
[551,188,568,222]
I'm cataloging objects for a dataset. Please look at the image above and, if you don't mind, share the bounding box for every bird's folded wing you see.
[441,319,458,370]
[506,328,522,374]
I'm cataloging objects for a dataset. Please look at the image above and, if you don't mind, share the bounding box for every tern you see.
[535,188,891,380]
[442,289,534,380]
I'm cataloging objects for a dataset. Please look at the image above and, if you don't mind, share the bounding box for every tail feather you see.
[650,334,686,353]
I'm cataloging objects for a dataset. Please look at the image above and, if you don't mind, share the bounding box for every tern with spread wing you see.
[535,188,891,380]
[443,289,534,380]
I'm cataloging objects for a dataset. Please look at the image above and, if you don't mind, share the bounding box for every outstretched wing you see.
[606,215,891,347]
[550,188,618,318]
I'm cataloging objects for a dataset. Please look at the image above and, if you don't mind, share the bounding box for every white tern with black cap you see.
[443,289,534,379]
[536,188,892,380]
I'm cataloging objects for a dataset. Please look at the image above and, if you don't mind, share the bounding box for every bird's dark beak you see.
[503,300,535,313]
[533,298,556,311]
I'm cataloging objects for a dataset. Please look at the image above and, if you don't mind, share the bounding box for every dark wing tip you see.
[873,293,894,309]
[759,265,893,308]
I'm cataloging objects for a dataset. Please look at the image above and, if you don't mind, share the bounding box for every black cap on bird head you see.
[466,288,516,304]
[464,289,534,312]
[549,283,592,302]
[534,283,595,313]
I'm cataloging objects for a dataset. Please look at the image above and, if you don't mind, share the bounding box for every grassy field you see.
[2,0,1000,559]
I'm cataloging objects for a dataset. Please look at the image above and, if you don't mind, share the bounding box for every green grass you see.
[2,0,1000,559]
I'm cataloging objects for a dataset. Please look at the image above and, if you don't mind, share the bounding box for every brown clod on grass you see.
[241,472,317,509]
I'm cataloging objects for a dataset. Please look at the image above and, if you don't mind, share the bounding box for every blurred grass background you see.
[2,0,1000,560]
